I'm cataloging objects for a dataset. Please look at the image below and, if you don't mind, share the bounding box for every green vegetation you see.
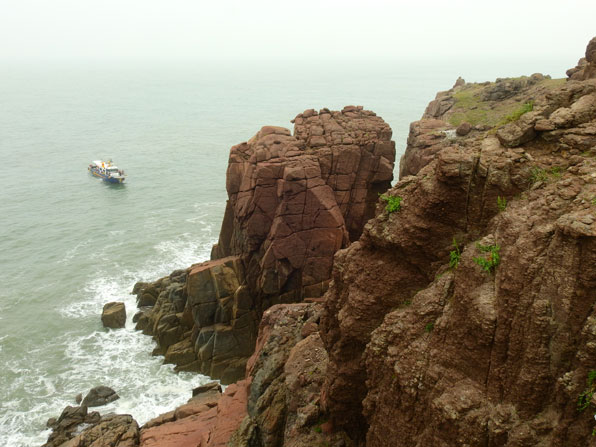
[448,88,489,126]
[473,244,500,273]
[449,238,461,269]
[529,167,548,184]
[549,166,562,179]
[592,197,596,206]
[446,78,564,128]
[499,101,534,125]
[578,370,596,435]
[528,166,564,186]
[497,196,507,212]
[380,194,403,213]
[425,322,434,333]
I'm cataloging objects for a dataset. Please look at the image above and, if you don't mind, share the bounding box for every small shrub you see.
[578,370,596,435]
[579,370,596,411]
[380,194,403,213]
[425,322,434,333]
[497,196,507,211]
[529,167,548,184]
[449,238,461,269]
[592,197,596,206]
[473,244,500,273]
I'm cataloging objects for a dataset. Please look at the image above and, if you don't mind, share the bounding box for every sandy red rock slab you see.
[139,380,249,447]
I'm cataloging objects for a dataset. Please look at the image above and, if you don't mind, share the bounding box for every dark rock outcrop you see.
[102,302,126,328]
[133,107,395,383]
[42,406,138,447]
[81,385,120,407]
[229,303,352,447]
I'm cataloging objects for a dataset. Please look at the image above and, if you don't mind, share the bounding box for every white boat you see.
[88,160,126,184]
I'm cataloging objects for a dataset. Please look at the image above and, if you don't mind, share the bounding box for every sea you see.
[0,57,571,446]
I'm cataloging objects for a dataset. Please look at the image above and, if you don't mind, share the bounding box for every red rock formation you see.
[320,36,596,446]
[134,107,395,383]
[139,380,249,447]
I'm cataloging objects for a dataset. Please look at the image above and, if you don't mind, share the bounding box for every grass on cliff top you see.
[447,78,565,128]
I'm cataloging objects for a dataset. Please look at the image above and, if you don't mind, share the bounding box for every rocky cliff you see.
[43,37,596,447]
[321,37,596,446]
[133,106,395,383]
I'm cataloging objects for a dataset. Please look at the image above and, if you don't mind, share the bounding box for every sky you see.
[1,0,595,66]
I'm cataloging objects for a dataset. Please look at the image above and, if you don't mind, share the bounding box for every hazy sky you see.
[1,0,595,65]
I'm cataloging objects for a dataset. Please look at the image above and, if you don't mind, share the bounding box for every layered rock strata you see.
[133,107,395,383]
[321,37,596,446]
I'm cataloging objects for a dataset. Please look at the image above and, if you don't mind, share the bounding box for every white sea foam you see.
[58,239,92,265]
[2,226,218,447]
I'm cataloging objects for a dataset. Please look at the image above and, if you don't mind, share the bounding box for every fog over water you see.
[1,0,594,64]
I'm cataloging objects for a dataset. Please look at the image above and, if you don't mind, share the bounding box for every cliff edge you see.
[321,37,596,446]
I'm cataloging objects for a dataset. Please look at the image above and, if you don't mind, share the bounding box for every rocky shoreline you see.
[44,36,596,446]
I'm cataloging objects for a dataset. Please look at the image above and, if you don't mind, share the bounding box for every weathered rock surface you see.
[402,72,565,178]
[42,406,138,447]
[81,385,120,407]
[133,107,395,383]
[139,380,248,447]
[320,36,596,446]
[102,302,126,328]
[229,303,352,447]
[42,381,247,447]
[567,36,596,81]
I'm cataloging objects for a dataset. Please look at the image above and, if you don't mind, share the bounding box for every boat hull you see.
[89,167,126,183]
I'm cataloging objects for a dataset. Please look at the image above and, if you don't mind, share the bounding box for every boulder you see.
[455,121,472,136]
[42,405,103,447]
[81,385,120,407]
[192,381,222,397]
[101,302,126,328]
[567,36,596,80]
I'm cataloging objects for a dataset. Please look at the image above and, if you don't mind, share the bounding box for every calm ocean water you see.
[0,58,569,446]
